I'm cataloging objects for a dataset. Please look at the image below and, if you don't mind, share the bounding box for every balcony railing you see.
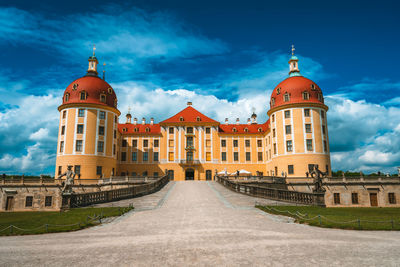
[179,159,201,165]
[185,145,195,150]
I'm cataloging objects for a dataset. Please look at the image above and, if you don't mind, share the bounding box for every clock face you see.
[72,83,78,90]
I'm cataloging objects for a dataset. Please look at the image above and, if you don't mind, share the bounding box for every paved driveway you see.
[1,181,400,266]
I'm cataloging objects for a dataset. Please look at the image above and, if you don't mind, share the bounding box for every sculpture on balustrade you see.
[58,165,76,194]
[309,165,327,193]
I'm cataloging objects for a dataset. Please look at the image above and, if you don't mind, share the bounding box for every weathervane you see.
[93,44,96,56]
[291,44,295,56]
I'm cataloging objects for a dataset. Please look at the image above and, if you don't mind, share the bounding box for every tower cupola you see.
[289,45,301,77]
[87,45,98,76]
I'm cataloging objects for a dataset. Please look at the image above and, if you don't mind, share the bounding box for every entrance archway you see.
[185,168,195,180]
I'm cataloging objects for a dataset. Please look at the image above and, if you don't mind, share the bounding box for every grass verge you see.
[256,205,400,230]
[0,206,133,236]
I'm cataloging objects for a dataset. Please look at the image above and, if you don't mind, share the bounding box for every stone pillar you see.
[61,193,72,211]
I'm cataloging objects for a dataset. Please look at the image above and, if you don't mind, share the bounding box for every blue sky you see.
[0,0,400,175]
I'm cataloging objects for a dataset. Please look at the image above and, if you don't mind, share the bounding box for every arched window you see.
[232,128,237,133]
[64,93,70,102]
[284,93,290,102]
[114,99,118,107]
[108,87,113,94]
[100,94,106,103]
[179,116,184,121]
[80,91,87,100]
[196,116,201,121]
[302,92,309,100]
[134,128,138,132]
[145,127,150,132]
[276,87,281,95]
[258,128,262,132]
[311,84,316,90]
[317,93,323,101]
[244,128,249,133]
[123,128,127,132]
[271,97,275,107]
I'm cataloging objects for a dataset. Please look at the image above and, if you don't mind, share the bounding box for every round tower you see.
[267,46,331,178]
[55,48,120,180]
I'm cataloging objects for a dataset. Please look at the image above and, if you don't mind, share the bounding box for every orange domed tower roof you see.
[269,46,326,111]
[59,47,118,110]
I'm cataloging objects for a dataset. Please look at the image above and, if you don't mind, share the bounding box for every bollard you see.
[357,219,361,229]
[45,224,48,233]
[10,225,13,234]
[318,215,322,226]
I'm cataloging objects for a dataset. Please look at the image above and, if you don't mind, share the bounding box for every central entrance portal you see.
[185,168,195,180]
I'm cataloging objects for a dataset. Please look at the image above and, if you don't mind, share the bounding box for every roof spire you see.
[93,44,96,56]
[102,62,106,80]
[288,44,301,77]
[87,44,99,76]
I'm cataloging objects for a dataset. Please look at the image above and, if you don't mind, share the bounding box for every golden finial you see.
[93,44,96,56]
[291,44,295,56]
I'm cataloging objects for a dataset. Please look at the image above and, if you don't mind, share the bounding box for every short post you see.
[10,225,13,234]
[45,224,49,232]
[318,215,322,226]
[357,218,361,228]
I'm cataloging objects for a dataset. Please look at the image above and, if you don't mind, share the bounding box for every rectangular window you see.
[205,127,211,134]
[97,141,104,152]
[78,109,85,117]
[153,152,159,162]
[99,111,106,119]
[322,125,326,135]
[132,139,137,147]
[258,152,263,161]
[221,140,226,147]
[187,151,194,161]
[389,193,396,204]
[305,124,312,133]
[206,152,211,161]
[352,193,359,204]
[74,165,81,175]
[143,152,148,161]
[306,139,313,151]
[169,140,174,147]
[25,196,33,207]
[286,140,293,152]
[77,124,84,134]
[61,126,65,135]
[233,152,239,161]
[284,110,291,118]
[221,152,226,161]
[113,144,116,155]
[75,140,83,152]
[334,193,340,204]
[96,166,102,176]
[143,139,148,148]
[58,166,62,175]
[186,127,193,134]
[59,141,64,153]
[131,172,136,177]
[246,152,251,161]
[323,140,327,152]
[168,152,174,161]
[273,143,277,154]
[206,139,211,147]
[272,114,275,122]
[45,196,52,207]
[304,109,310,117]
[153,172,159,177]
[98,126,105,135]
[245,140,250,147]
[257,140,262,147]
[273,129,276,137]
[169,127,174,134]
[233,140,238,147]
[121,152,126,161]
[285,125,291,135]
[62,110,66,119]
[288,165,294,174]
[122,139,127,147]
[187,136,194,147]
[114,115,117,123]
[114,130,117,139]
[321,110,325,119]
[154,139,159,147]
[132,152,137,161]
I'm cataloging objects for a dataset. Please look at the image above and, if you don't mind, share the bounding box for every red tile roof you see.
[219,120,270,134]
[160,106,219,124]
[118,123,161,135]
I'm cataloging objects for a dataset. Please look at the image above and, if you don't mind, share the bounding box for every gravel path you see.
[1,181,399,266]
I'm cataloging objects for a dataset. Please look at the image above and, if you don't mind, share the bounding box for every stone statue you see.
[309,165,327,193]
[58,165,76,194]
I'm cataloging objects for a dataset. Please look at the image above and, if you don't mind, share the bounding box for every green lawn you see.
[0,207,133,236]
[256,205,400,230]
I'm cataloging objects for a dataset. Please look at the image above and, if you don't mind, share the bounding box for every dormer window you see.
[80,91,87,100]
[311,84,316,90]
[284,93,290,102]
[123,128,127,132]
[100,94,106,103]
[72,83,78,91]
[258,128,262,132]
[108,87,113,94]
[134,128,138,132]
[232,128,237,133]
[196,116,201,121]
[114,99,117,107]
[317,93,323,101]
[64,93,70,102]
[244,128,249,133]
[271,97,275,107]
[145,127,150,132]
[302,92,310,100]
[179,117,184,121]
[277,87,281,95]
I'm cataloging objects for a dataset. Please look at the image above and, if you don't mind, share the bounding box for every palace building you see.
[55,47,331,181]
